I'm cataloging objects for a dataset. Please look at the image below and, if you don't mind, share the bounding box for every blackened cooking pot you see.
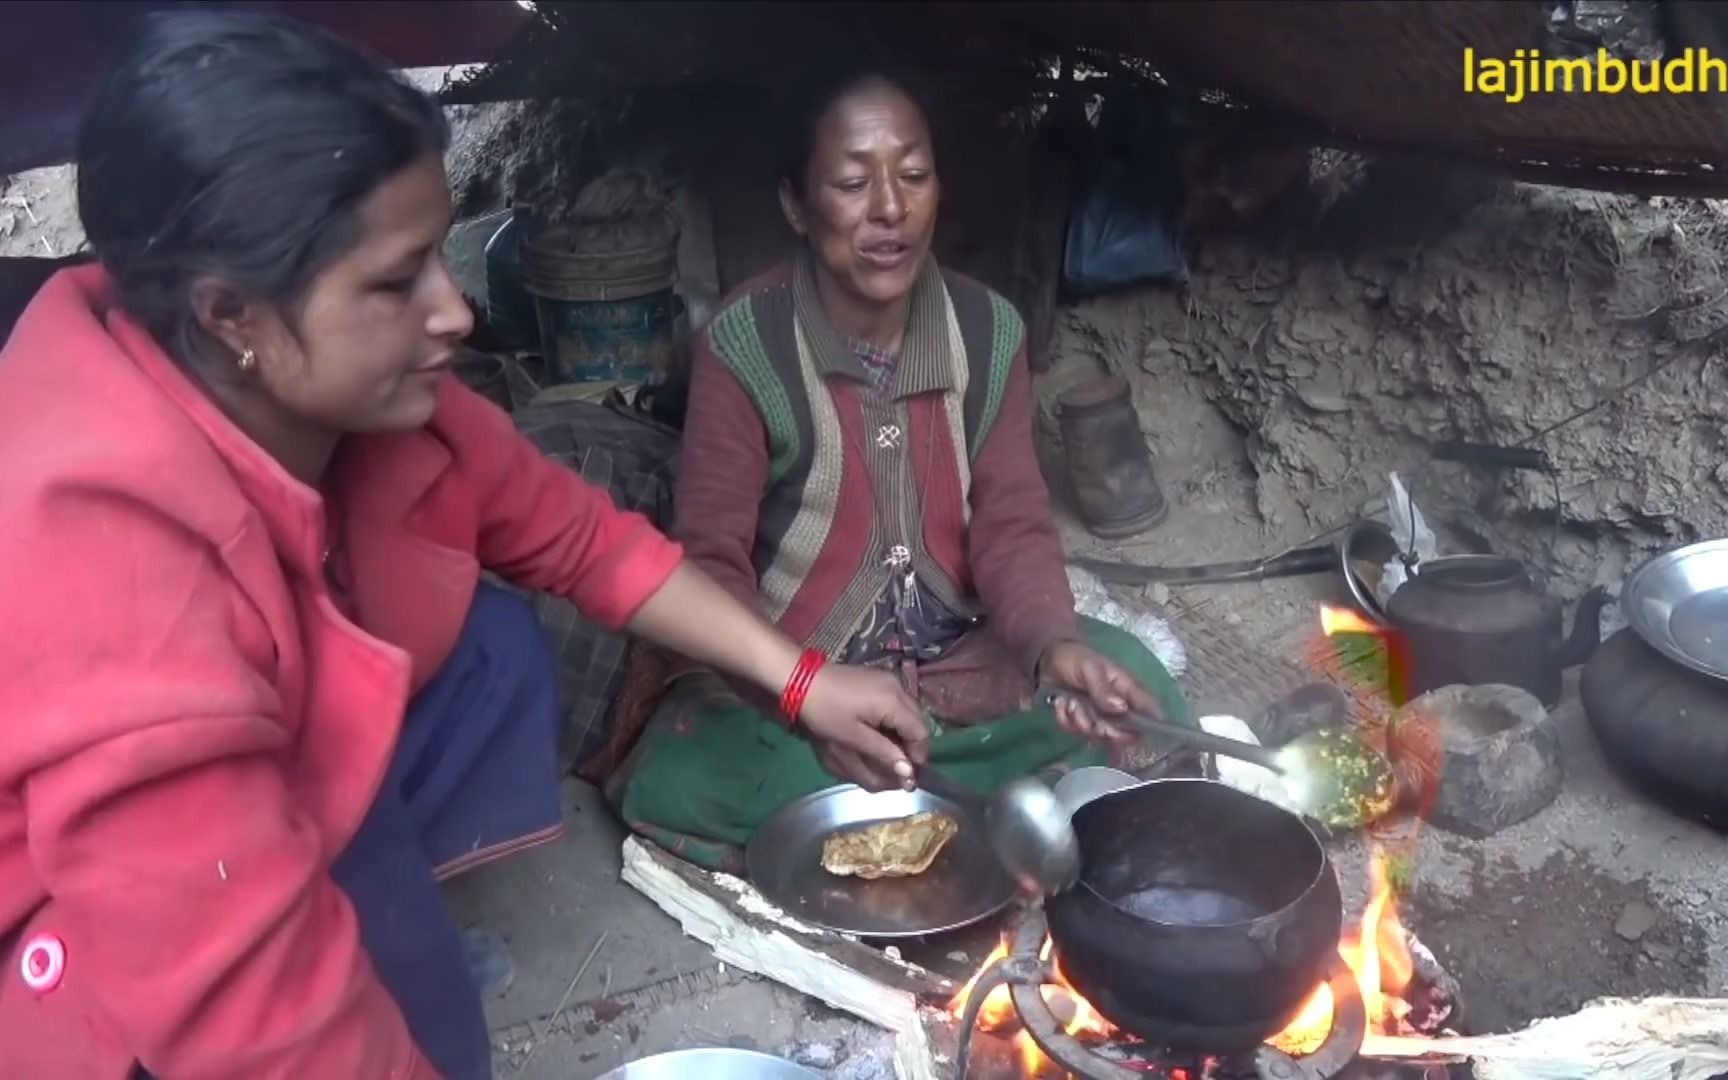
[1045,778,1343,1052]
[1384,554,1608,708]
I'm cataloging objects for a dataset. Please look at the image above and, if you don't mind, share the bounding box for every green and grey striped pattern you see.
[702,256,1027,648]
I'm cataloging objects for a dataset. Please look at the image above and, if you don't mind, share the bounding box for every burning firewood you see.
[1362,996,1728,1079]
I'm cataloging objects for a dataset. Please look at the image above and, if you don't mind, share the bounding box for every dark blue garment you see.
[327,583,563,1080]
[133,584,562,1080]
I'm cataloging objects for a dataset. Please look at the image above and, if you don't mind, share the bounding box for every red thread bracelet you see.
[779,649,826,727]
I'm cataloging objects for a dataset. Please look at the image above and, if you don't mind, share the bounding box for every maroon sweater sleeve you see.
[672,333,771,613]
[966,342,1081,673]
[668,332,786,713]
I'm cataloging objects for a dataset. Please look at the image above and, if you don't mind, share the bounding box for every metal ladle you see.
[911,766,1083,897]
[1039,686,1396,827]
[929,694,1396,897]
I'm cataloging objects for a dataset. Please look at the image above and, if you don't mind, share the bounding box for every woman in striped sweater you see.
[607,65,1193,870]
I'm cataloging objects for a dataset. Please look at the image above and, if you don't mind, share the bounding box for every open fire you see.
[946,852,1422,1077]
[945,604,1451,1077]
[1269,856,1414,1057]
[946,935,1115,1076]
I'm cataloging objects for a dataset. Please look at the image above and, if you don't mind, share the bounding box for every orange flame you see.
[945,939,1048,1074]
[1270,855,1414,1055]
[1319,603,1380,637]
[947,939,1017,1031]
[946,938,1116,1076]
[949,859,1418,1077]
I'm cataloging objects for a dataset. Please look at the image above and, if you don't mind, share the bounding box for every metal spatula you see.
[1038,686,1397,830]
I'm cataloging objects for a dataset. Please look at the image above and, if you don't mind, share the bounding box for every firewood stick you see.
[619,838,954,1027]
[1361,996,1728,1080]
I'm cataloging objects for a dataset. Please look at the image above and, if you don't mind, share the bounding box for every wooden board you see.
[1363,995,1728,1080]
[620,837,957,1032]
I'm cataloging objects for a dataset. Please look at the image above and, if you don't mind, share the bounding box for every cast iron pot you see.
[1384,554,1610,708]
[1582,628,1728,830]
[1045,778,1343,1052]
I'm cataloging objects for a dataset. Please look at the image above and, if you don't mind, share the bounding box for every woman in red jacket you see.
[0,11,927,1080]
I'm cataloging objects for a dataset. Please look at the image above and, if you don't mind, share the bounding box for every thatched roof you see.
[1054,1,1728,193]
[452,0,1728,197]
[7,1,1728,196]
[0,1,529,176]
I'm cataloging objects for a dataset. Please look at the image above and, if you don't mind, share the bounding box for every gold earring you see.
[238,347,257,371]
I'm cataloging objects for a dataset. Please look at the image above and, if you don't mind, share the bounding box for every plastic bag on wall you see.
[1066,566,1188,679]
[1061,92,1189,296]
[1382,471,1437,597]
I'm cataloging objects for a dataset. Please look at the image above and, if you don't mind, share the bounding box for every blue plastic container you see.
[519,208,681,386]
[532,289,678,384]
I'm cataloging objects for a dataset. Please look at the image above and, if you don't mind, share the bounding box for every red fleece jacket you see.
[0,267,683,1078]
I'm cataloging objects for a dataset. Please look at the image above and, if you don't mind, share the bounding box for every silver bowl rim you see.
[1623,538,1728,681]
[593,1047,821,1079]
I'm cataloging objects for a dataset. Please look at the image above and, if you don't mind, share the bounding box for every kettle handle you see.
[1552,586,1613,670]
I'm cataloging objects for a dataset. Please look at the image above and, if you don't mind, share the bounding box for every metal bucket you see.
[1056,375,1168,539]
[519,207,681,385]
[529,288,680,385]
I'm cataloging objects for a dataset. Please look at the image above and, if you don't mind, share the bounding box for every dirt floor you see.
[1345,700,1720,1036]
[1408,848,1710,1034]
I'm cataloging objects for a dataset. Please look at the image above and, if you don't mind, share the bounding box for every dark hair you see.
[774,62,933,198]
[76,10,449,366]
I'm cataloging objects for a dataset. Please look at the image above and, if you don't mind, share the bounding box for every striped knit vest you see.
[704,258,1024,655]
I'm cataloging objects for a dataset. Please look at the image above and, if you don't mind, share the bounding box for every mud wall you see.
[1058,162,1728,600]
[457,94,1728,601]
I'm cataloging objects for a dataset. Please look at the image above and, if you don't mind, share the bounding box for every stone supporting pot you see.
[1398,683,1560,838]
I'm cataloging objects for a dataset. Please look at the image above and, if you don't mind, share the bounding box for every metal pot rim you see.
[1070,778,1336,929]
[593,1048,820,1079]
[1412,553,1530,590]
[1340,518,1397,626]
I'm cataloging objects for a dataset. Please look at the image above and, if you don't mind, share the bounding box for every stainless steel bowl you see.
[1623,539,1728,681]
[595,1048,821,1079]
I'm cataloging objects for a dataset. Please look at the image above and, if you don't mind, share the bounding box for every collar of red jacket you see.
[20,264,332,581]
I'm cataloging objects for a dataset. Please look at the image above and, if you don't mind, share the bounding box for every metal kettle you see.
[1382,554,1609,707]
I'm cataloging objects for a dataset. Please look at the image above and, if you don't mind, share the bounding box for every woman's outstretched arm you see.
[628,561,928,789]
[438,379,927,788]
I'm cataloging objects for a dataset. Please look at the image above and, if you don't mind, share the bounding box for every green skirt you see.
[605,616,1188,872]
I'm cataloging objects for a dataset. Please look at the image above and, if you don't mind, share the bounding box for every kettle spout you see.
[1553,586,1613,670]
